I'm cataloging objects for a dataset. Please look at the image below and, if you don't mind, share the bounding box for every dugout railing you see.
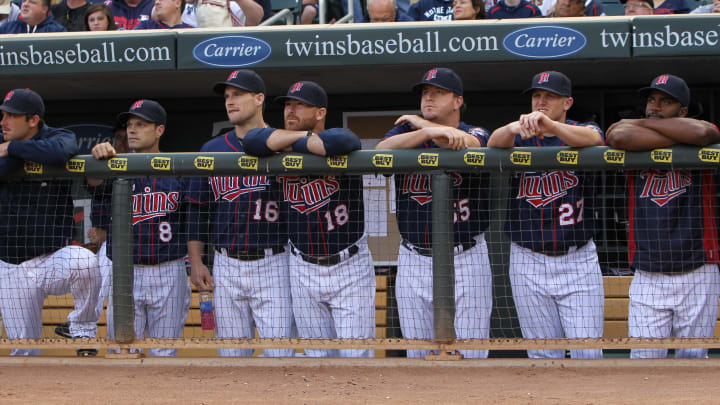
[3,144,720,357]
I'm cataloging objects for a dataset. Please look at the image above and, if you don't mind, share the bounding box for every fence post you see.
[431,171,456,343]
[111,179,135,343]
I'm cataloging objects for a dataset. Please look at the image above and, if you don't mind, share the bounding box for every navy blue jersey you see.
[185,131,288,250]
[106,0,153,29]
[408,0,454,20]
[383,122,490,248]
[655,0,690,13]
[99,177,188,265]
[487,0,542,18]
[0,15,67,33]
[628,169,718,273]
[0,125,78,264]
[506,120,603,253]
[280,175,364,256]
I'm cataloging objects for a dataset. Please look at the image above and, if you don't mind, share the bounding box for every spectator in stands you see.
[486,0,541,18]
[108,0,154,29]
[690,0,718,12]
[365,0,412,21]
[453,0,485,18]
[0,0,66,33]
[0,0,20,26]
[84,3,118,30]
[408,0,454,20]
[546,0,605,16]
[51,0,89,31]
[606,74,720,359]
[621,0,653,14]
[136,0,192,28]
[181,0,265,27]
[300,0,318,24]
[654,0,691,13]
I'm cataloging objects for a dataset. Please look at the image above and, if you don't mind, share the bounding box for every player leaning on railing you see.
[0,89,100,356]
[607,74,720,359]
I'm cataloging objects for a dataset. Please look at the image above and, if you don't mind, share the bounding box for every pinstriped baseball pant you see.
[0,246,100,356]
[509,240,604,359]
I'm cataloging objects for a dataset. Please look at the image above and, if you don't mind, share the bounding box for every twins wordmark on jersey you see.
[209,175,280,223]
[132,186,180,227]
[638,170,692,207]
[282,176,339,215]
[401,173,470,223]
[516,170,580,208]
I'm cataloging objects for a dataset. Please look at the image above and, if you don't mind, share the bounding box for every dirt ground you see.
[0,360,719,405]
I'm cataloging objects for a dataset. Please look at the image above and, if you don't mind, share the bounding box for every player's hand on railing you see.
[518,111,554,140]
[190,262,215,291]
[426,126,469,150]
[91,142,117,160]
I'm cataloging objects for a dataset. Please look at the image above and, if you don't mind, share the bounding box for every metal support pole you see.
[431,172,456,343]
[111,179,135,344]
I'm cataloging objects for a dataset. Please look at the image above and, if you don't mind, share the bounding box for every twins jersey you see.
[0,125,78,264]
[408,0,454,21]
[280,175,364,256]
[383,122,490,248]
[98,177,187,265]
[654,0,691,13]
[185,131,287,250]
[106,0,153,29]
[627,169,718,273]
[507,121,604,253]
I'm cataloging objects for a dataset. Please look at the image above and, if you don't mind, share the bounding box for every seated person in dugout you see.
[376,67,492,359]
[487,71,605,359]
[606,74,720,359]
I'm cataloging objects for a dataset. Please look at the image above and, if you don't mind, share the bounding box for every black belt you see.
[401,239,477,258]
[217,246,285,261]
[292,244,360,267]
[536,240,589,257]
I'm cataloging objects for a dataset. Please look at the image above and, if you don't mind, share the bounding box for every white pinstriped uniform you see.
[0,245,100,356]
[290,235,376,358]
[629,264,720,359]
[396,234,493,359]
[213,249,295,358]
[509,240,604,359]
[104,255,191,357]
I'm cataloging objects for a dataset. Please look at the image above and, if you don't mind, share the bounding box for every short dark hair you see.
[84,3,118,31]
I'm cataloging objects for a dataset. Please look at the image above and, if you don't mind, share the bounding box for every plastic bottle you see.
[199,291,216,331]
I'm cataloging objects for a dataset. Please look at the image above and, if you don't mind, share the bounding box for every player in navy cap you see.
[88,100,191,356]
[0,89,100,356]
[185,70,294,357]
[376,67,492,359]
[488,71,605,359]
[244,81,374,358]
[607,74,720,359]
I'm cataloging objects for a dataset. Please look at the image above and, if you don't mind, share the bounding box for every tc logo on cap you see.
[425,69,438,81]
[131,100,144,110]
[290,82,303,93]
[655,75,669,85]
[3,91,13,102]
[538,72,550,84]
[228,70,240,80]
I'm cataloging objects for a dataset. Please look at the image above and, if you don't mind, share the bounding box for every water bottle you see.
[199,291,216,331]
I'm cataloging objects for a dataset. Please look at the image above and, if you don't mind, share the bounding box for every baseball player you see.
[374,68,493,359]
[606,74,720,359]
[90,100,191,357]
[487,71,605,359]
[244,81,376,358]
[185,70,294,357]
[0,89,100,356]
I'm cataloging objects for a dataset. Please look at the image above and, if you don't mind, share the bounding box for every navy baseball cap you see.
[412,68,463,96]
[213,69,265,95]
[116,99,167,126]
[274,81,328,108]
[0,89,45,118]
[524,71,572,97]
[639,74,690,107]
